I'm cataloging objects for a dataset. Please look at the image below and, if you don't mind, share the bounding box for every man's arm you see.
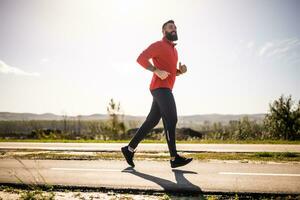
[176,69,182,76]
[137,42,170,80]
[146,64,157,72]
[137,42,160,69]
[146,63,170,80]
[176,62,187,76]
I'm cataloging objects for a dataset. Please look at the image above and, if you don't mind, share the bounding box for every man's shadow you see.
[121,166,203,196]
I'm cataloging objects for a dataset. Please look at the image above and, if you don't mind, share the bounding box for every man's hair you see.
[162,20,175,30]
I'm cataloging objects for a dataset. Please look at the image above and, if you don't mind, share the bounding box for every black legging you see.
[128,87,178,157]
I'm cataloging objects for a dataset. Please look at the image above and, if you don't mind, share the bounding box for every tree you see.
[106,98,126,139]
[77,115,82,135]
[264,95,300,140]
[62,112,68,133]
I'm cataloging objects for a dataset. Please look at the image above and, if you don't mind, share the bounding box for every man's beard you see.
[165,31,178,41]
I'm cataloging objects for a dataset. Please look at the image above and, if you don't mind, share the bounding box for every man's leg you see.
[128,98,161,150]
[151,88,192,168]
[122,98,161,167]
[151,88,178,158]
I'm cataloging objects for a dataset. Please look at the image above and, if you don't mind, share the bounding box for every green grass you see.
[193,151,300,162]
[3,151,300,162]
[1,138,300,144]
[0,185,55,200]
[20,190,55,200]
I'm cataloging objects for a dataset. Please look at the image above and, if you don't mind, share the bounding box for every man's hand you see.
[178,62,187,74]
[154,68,170,80]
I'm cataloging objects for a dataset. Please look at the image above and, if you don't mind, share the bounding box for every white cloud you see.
[259,42,273,56]
[0,60,40,76]
[259,38,300,58]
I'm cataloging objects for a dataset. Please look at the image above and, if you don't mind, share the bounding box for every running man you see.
[121,20,193,168]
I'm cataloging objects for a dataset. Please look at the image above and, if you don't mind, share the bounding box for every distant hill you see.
[0,112,107,121]
[178,114,266,125]
[0,112,266,124]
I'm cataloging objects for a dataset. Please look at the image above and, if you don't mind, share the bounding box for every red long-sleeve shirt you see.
[137,36,178,91]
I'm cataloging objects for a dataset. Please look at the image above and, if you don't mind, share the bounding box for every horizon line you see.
[0,111,267,117]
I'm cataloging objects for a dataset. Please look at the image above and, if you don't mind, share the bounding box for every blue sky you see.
[0,0,299,116]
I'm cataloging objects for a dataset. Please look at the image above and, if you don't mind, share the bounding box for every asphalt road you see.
[0,142,299,152]
[0,159,299,194]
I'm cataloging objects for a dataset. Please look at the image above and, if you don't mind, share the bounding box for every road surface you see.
[0,159,299,194]
[0,142,299,152]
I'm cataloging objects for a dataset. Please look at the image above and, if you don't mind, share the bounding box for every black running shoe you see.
[121,146,135,167]
[170,154,193,168]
